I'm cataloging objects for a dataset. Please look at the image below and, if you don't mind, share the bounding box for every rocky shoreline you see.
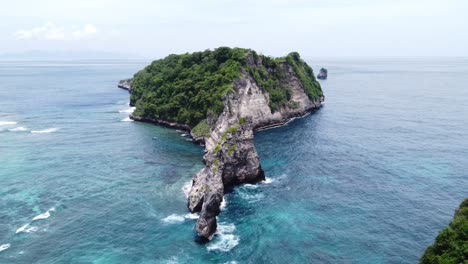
[129,114,192,133]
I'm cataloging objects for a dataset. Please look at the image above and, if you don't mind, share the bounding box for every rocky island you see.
[120,47,324,240]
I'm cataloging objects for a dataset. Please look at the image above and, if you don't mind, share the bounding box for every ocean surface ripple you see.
[0,58,467,263]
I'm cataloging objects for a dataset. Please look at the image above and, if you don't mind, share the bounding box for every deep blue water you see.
[0,58,467,263]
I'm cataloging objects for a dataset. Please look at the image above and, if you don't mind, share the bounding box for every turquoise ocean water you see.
[0,58,467,263]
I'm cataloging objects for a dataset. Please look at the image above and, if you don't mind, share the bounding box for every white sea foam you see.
[0,121,17,126]
[118,107,135,113]
[8,126,28,132]
[207,234,239,252]
[15,224,38,234]
[182,181,192,198]
[161,214,185,224]
[184,213,199,220]
[218,223,236,233]
[121,117,134,122]
[238,192,265,202]
[207,223,239,252]
[16,224,29,234]
[220,198,227,210]
[32,207,55,221]
[33,211,50,221]
[243,183,258,189]
[180,133,188,137]
[31,128,59,133]
[263,177,274,184]
[25,226,38,233]
[0,243,10,252]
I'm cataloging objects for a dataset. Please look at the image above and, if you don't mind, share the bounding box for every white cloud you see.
[14,23,97,41]
[14,22,65,40]
[72,24,98,40]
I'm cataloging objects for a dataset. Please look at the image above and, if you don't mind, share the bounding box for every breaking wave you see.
[0,243,10,252]
[207,223,239,252]
[184,213,199,220]
[32,207,55,221]
[121,117,134,122]
[8,126,28,132]
[15,224,38,234]
[15,207,55,234]
[0,121,17,126]
[263,177,274,184]
[118,107,135,113]
[31,128,59,133]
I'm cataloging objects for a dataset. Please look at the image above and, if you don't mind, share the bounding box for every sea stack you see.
[119,47,324,240]
[317,68,328,79]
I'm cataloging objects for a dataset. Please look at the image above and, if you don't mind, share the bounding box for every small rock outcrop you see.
[317,68,328,80]
[118,47,324,240]
[118,79,132,93]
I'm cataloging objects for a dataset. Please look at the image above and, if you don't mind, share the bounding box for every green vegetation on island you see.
[420,199,468,264]
[191,119,211,138]
[130,47,322,129]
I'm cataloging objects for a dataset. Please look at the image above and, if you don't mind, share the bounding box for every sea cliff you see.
[119,47,324,239]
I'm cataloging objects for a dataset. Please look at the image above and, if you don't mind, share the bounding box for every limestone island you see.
[118,47,324,240]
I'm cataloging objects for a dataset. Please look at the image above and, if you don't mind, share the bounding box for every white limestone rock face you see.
[188,62,324,240]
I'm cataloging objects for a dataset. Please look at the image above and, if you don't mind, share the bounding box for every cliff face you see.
[188,57,323,239]
[119,48,324,240]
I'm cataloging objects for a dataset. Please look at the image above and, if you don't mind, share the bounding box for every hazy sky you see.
[1,0,467,58]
